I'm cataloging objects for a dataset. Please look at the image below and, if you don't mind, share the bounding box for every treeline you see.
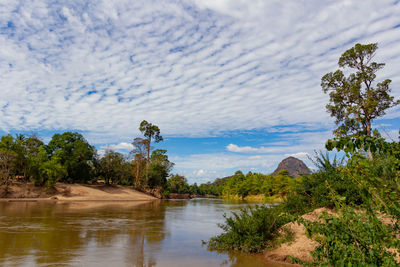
[216,170,299,200]
[166,170,301,200]
[0,121,174,191]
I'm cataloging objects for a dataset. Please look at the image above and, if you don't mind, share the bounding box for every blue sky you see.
[1,0,400,184]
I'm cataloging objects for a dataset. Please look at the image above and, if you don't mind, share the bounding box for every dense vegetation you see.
[0,127,294,199]
[0,121,174,193]
[162,169,303,200]
[206,43,400,266]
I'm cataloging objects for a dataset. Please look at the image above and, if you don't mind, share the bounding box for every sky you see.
[1,0,400,184]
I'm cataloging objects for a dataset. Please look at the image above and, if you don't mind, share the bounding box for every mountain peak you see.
[272,157,310,177]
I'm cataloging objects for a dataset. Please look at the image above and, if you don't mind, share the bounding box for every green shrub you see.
[291,152,363,209]
[300,205,399,266]
[298,153,400,266]
[207,205,290,253]
[282,192,312,215]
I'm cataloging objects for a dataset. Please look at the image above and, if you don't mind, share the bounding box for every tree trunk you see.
[135,157,141,188]
[366,120,373,161]
[145,140,150,185]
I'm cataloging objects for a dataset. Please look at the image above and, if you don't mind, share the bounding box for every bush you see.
[298,152,400,266]
[290,152,364,209]
[282,192,312,216]
[207,205,290,253]
[300,205,399,266]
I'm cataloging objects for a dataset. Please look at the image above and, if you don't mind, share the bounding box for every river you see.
[0,199,285,267]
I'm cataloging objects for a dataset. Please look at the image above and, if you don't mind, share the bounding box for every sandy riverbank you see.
[264,208,335,266]
[0,182,157,201]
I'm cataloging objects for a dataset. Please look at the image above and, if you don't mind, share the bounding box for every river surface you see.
[0,199,285,267]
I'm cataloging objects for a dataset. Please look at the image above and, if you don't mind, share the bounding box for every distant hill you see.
[272,156,310,177]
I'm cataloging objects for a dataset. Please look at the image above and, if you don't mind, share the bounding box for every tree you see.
[139,120,163,183]
[46,132,96,182]
[150,149,174,173]
[321,43,399,159]
[166,174,189,193]
[147,149,174,188]
[22,135,44,179]
[132,137,148,188]
[0,149,17,185]
[99,149,130,185]
[37,149,67,188]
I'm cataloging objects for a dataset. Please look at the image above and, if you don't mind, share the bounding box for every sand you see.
[1,182,157,201]
[265,208,335,265]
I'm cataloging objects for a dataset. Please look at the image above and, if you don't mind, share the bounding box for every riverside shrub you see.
[207,205,290,253]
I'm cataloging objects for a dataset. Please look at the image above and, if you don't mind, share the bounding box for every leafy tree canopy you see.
[46,132,96,182]
[322,43,399,139]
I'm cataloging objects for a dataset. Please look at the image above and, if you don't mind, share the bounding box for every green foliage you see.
[281,192,312,216]
[99,149,132,185]
[301,206,399,266]
[0,134,44,181]
[46,132,96,183]
[207,205,290,253]
[299,152,362,208]
[132,137,147,188]
[166,174,190,194]
[150,149,174,173]
[147,164,168,188]
[139,120,163,183]
[139,120,163,143]
[321,43,399,139]
[296,146,400,265]
[293,43,400,265]
[0,131,175,190]
[205,44,400,264]
[214,170,296,199]
[0,149,17,185]
[38,150,67,188]
[146,149,174,188]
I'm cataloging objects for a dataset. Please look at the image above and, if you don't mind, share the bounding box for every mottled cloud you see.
[1,0,399,139]
[0,0,399,182]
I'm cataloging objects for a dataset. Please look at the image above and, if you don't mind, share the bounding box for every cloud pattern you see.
[1,0,400,182]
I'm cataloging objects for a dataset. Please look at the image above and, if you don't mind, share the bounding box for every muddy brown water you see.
[0,198,286,267]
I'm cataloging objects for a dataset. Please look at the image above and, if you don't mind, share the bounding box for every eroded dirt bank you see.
[1,182,156,201]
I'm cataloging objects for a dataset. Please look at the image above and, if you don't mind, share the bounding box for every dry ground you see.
[1,182,156,201]
[265,208,335,265]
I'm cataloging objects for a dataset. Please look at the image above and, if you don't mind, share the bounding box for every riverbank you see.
[263,208,333,265]
[221,194,283,203]
[0,182,156,201]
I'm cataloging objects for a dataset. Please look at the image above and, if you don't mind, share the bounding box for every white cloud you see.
[196,169,205,176]
[101,142,133,151]
[1,0,399,181]
[226,131,332,154]
[226,143,260,153]
[0,0,398,139]
[284,152,310,160]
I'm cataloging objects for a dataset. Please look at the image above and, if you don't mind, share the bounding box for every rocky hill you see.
[272,156,310,177]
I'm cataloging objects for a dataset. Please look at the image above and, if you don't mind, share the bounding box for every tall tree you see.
[132,137,147,188]
[46,132,96,182]
[0,150,17,186]
[99,149,127,185]
[139,120,163,183]
[321,43,399,159]
[150,149,174,173]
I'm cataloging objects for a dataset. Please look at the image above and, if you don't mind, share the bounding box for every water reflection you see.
[0,199,284,267]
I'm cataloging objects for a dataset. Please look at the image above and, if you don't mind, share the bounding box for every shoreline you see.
[1,198,159,202]
[1,182,157,202]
